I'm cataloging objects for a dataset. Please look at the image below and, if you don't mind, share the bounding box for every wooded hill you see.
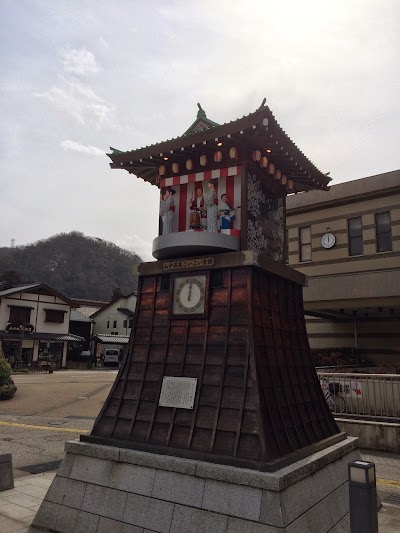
[0,232,141,301]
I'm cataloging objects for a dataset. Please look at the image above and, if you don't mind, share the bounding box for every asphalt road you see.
[0,370,117,478]
[0,369,399,501]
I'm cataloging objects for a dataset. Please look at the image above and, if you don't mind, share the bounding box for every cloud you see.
[60,139,105,156]
[115,234,154,262]
[36,76,114,128]
[35,47,114,128]
[62,48,99,76]
[1,0,399,258]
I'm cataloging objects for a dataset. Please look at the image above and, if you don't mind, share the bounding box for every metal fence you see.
[317,372,400,421]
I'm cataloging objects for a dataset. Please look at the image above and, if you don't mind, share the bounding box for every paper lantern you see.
[252,150,261,162]
[229,147,238,159]
[200,155,207,166]
[186,159,194,171]
[267,162,275,174]
[159,165,166,176]
[172,162,180,174]
[260,156,268,168]
[214,151,223,163]
[281,174,288,185]
[274,169,282,180]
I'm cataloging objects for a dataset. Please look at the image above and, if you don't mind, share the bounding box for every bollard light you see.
[348,461,378,533]
[349,461,375,485]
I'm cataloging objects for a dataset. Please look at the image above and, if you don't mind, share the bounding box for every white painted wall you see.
[92,293,137,337]
[0,290,73,368]
[0,292,70,333]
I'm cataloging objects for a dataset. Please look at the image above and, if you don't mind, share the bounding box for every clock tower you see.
[82,101,345,470]
[33,101,360,533]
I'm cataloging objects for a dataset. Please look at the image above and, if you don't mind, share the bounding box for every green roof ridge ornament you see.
[183,103,220,136]
[197,103,207,119]
[110,146,123,154]
[257,98,266,110]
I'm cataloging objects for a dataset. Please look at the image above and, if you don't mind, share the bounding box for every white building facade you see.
[91,291,137,356]
[0,283,83,368]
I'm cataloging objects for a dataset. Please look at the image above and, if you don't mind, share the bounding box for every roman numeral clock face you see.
[172,275,207,316]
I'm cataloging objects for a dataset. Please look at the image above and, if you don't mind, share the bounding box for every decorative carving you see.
[191,121,210,134]
[246,171,285,261]
[247,173,265,218]
[247,218,267,253]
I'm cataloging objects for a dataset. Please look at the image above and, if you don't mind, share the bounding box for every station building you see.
[286,169,400,364]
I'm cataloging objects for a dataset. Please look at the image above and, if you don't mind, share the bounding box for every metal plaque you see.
[162,257,214,271]
[158,377,198,409]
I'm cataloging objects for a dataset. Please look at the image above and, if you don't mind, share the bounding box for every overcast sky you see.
[1,0,399,261]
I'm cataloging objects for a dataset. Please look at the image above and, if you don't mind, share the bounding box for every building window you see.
[128,319,134,328]
[123,320,127,328]
[107,321,110,329]
[284,229,289,264]
[9,306,32,324]
[44,309,65,323]
[348,217,363,256]
[113,320,117,328]
[375,212,392,252]
[299,226,312,262]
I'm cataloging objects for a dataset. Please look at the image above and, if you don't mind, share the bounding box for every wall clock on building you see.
[321,232,336,249]
[172,274,207,316]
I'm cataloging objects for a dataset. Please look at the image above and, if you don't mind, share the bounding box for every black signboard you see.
[6,323,34,333]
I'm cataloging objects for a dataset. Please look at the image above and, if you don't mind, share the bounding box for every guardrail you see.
[317,372,400,421]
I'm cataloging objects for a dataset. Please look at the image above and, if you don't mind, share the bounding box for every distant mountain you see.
[0,232,141,301]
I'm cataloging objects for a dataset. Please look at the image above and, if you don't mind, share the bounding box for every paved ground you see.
[0,472,54,533]
[0,369,399,531]
[0,370,117,478]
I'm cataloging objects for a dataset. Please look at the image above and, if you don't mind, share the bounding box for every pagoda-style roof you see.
[108,101,331,193]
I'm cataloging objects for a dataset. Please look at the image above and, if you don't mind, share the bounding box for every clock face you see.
[172,275,207,315]
[321,233,336,249]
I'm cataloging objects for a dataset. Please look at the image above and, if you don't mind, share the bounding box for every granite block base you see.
[32,437,360,533]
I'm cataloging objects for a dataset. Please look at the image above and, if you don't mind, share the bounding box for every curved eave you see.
[108,106,331,191]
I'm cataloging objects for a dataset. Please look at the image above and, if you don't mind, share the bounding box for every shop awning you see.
[0,331,84,342]
[117,307,135,317]
[93,334,129,345]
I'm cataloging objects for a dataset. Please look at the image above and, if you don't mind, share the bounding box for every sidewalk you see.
[0,468,399,532]
[0,472,54,533]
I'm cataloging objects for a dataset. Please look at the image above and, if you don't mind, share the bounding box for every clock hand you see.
[188,282,192,302]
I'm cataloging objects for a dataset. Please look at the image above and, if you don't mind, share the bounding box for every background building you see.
[0,283,83,368]
[91,291,137,358]
[286,170,400,364]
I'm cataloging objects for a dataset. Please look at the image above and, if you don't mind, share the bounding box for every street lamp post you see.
[348,460,378,533]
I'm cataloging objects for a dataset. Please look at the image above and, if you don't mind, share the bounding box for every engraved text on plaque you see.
[158,377,198,409]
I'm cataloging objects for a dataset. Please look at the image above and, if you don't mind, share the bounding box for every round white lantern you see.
[214,151,223,163]
[253,150,262,162]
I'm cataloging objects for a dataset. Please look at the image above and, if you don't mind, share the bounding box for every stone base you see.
[32,437,360,533]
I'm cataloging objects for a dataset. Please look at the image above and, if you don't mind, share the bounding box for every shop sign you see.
[6,323,34,333]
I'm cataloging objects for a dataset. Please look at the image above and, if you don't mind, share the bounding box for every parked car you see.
[103,349,119,366]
